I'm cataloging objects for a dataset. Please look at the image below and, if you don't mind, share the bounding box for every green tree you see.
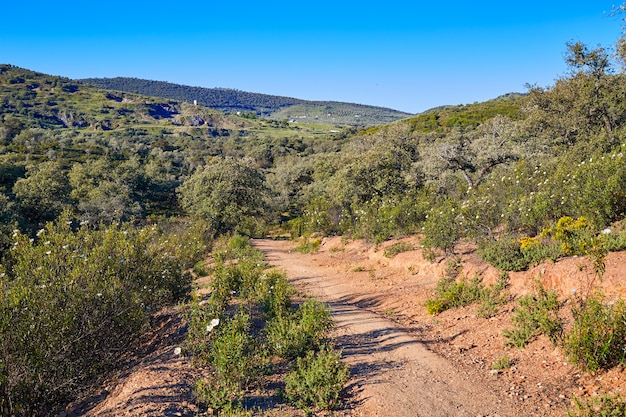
[12,162,71,229]
[69,159,146,225]
[177,157,269,235]
[422,116,522,190]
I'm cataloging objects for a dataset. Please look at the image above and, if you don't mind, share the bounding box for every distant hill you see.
[79,77,413,126]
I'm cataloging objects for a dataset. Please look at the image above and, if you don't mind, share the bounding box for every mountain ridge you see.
[79,76,414,126]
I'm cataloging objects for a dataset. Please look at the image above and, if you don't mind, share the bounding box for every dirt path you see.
[255,239,520,417]
[71,236,626,416]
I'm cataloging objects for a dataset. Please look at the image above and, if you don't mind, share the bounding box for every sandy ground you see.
[71,235,626,416]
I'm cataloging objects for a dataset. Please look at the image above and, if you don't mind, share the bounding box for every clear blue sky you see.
[1,1,622,113]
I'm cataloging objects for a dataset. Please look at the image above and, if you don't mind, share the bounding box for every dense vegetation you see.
[80,76,413,125]
[3,18,626,415]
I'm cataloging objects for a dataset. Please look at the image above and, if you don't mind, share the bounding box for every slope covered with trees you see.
[79,77,413,126]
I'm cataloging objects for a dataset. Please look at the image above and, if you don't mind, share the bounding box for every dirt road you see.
[77,235,626,416]
[255,239,520,417]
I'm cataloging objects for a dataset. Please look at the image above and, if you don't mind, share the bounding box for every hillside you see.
[79,77,413,126]
[3,37,626,416]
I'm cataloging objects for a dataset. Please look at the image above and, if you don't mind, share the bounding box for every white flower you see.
[206,318,220,332]
[174,347,182,355]
[602,228,612,235]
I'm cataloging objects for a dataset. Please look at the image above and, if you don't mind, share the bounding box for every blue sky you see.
[1,1,622,113]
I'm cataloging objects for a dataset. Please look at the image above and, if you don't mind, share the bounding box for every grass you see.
[294,236,321,254]
[567,393,626,417]
[492,355,512,370]
[383,241,415,258]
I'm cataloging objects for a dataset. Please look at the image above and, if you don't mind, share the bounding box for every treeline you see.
[80,76,305,114]
[79,76,413,125]
[279,40,626,267]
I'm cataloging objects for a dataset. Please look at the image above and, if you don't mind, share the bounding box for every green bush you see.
[284,346,349,412]
[421,199,463,254]
[0,216,206,415]
[564,294,626,372]
[259,269,293,319]
[182,293,224,362]
[503,282,563,348]
[477,273,510,319]
[346,194,427,242]
[265,298,333,359]
[492,355,512,370]
[519,237,563,266]
[478,235,563,272]
[478,237,530,272]
[193,259,211,277]
[193,377,243,413]
[212,234,264,264]
[425,260,507,317]
[210,311,257,388]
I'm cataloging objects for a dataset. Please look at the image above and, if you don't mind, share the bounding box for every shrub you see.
[477,273,510,319]
[181,293,224,362]
[265,298,332,359]
[210,311,257,388]
[564,294,626,372]
[259,269,293,319]
[193,259,211,277]
[478,235,563,272]
[346,194,427,242]
[284,346,349,411]
[425,260,507,317]
[543,216,595,256]
[193,377,243,413]
[503,282,563,348]
[421,199,463,254]
[519,237,563,266]
[0,216,205,415]
[478,237,530,272]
